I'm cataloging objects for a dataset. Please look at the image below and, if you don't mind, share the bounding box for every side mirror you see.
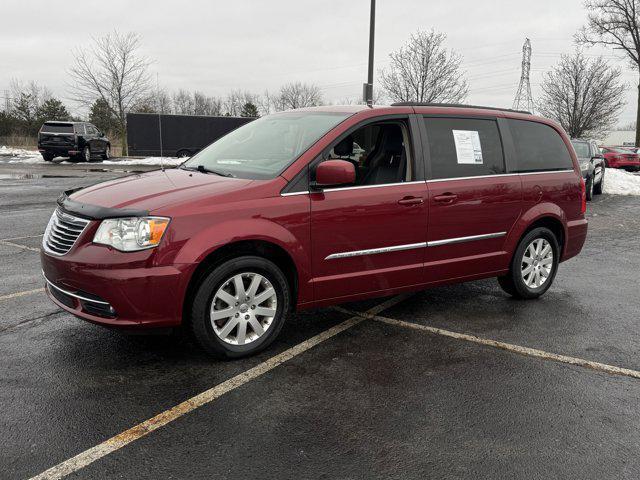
[312,160,356,190]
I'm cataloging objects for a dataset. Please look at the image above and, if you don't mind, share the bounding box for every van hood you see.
[65,168,253,217]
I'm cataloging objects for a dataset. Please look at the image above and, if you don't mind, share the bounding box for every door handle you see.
[398,196,424,205]
[433,193,458,204]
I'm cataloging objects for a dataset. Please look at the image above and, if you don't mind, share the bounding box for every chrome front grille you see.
[43,208,90,255]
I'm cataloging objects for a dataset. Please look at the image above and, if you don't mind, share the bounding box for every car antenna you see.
[157,73,164,172]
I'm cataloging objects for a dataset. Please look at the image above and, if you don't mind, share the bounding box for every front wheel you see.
[101,144,110,160]
[190,256,290,359]
[497,227,560,300]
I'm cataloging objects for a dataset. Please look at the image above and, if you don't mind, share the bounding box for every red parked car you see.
[41,104,588,358]
[600,146,640,171]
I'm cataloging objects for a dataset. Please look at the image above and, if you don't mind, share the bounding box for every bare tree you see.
[68,31,151,155]
[538,51,625,138]
[576,0,640,144]
[275,82,323,111]
[172,89,194,115]
[379,30,468,104]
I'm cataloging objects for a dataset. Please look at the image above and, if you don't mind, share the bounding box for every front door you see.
[310,118,428,302]
[422,116,522,282]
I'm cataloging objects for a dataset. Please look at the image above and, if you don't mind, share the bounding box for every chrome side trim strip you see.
[323,180,426,192]
[427,231,506,247]
[518,169,574,176]
[281,170,575,196]
[280,191,310,197]
[427,173,516,183]
[426,170,574,183]
[42,271,111,305]
[325,242,427,260]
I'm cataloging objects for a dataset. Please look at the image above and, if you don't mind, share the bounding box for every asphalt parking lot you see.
[2,161,640,479]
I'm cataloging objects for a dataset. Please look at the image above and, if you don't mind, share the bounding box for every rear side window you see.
[508,119,573,172]
[423,117,505,179]
[41,123,74,134]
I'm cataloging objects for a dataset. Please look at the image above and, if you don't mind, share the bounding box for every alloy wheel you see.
[104,145,110,159]
[210,272,278,345]
[84,147,91,162]
[521,238,553,289]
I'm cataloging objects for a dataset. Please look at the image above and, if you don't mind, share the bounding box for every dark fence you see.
[126,113,254,157]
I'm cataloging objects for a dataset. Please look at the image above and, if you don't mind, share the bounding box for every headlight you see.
[93,217,170,252]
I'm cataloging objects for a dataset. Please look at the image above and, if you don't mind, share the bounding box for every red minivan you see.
[41,104,588,358]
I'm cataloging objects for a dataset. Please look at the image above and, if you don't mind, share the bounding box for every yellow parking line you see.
[0,288,44,302]
[28,294,410,480]
[336,307,640,380]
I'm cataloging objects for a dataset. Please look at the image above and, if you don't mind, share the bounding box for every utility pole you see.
[363,0,375,106]
[513,38,535,113]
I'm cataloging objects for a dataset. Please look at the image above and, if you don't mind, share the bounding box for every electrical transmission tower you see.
[513,38,534,113]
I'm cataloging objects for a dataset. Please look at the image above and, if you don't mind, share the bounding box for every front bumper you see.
[41,248,195,329]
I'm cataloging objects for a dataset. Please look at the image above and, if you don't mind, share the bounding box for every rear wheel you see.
[585,175,594,201]
[594,168,604,195]
[83,146,91,162]
[497,227,559,300]
[190,256,290,359]
[41,152,54,162]
[176,149,191,158]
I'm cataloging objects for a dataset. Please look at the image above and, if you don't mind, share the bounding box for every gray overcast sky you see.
[0,0,636,124]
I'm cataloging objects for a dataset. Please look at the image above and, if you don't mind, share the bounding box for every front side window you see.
[424,117,505,179]
[508,119,573,172]
[321,120,413,186]
[183,111,351,179]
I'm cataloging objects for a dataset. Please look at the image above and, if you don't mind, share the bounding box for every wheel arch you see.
[506,204,568,261]
[181,239,300,324]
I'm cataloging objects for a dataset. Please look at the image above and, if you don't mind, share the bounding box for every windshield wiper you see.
[180,165,235,178]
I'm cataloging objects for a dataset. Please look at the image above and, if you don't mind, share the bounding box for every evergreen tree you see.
[240,102,259,118]
[36,98,70,122]
[89,98,119,134]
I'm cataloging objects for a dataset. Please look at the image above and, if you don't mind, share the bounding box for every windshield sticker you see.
[452,130,483,164]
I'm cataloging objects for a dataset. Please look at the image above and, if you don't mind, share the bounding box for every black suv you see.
[570,138,605,201]
[38,121,110,162]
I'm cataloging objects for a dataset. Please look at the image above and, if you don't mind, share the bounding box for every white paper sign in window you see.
[452,130,483,164]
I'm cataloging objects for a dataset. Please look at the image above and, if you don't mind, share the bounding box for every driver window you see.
[326,121,413,186]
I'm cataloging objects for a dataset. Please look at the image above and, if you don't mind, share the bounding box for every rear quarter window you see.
[508,119,573,172]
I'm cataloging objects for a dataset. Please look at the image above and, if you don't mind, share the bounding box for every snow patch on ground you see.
[102,157,183,166]
[603,168,640,196]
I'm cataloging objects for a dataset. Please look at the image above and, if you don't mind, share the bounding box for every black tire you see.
[176,149,191,158]
[82,146,91,162]
[585,175,594,201]
[497,227,560,300]
[101,144,110,160]
[190,256,290,359]
[41,152,54,162]
[593,169,604,195]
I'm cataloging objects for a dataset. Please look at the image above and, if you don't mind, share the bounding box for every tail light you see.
[580,177,586,214]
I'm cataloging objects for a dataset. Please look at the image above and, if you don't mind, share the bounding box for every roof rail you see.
[390,102,531,115]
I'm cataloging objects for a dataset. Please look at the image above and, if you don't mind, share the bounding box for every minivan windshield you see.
[182,111,351,179]
[571,140,590,158]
